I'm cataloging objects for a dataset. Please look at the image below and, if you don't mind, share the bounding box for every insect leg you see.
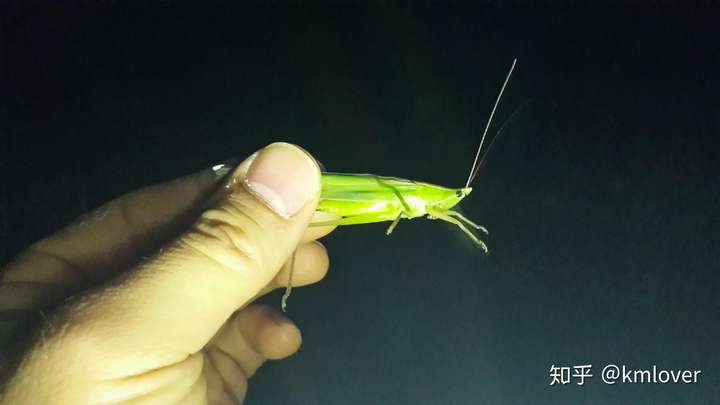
[375,177,412,212]
[386,213,402,235]
[445,210,489,235]
[281,249,297,312]
[428,208,489,253]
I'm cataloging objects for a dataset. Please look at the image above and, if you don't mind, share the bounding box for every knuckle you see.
[180,197,277,276]
[181,229,264,278]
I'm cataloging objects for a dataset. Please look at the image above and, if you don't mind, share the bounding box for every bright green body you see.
[317,172,472,224]
[313,173,487,252]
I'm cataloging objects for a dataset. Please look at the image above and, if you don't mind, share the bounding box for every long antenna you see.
[467,97,533,185]
[464,58,517,188]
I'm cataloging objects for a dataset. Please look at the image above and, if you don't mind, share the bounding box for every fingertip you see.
[241,305,302,360]
[242,143,321,219]
[274,241,329,288]
[307,241,330,283]
[260,311,302,360]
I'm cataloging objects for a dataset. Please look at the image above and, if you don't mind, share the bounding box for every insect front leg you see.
[372,177,414,235]
[427,208,489,253]
[445,210,489,235]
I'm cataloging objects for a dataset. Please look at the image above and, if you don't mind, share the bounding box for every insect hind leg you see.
[281,249,297,312]
[428,208,489,253]
[386,212,402,235]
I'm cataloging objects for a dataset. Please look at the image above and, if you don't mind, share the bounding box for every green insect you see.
[282,59,518,311]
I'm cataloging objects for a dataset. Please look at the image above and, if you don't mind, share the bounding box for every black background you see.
[2,2,719,404]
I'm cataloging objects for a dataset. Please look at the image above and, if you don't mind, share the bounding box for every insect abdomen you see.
[317,198,403,217]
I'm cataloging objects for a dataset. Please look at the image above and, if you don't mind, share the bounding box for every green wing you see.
[320,172,419,202]
[317,172,460,220]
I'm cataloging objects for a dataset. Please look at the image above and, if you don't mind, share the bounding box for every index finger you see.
[2,162,336,285]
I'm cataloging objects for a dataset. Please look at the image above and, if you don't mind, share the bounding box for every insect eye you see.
[455,190,463,197]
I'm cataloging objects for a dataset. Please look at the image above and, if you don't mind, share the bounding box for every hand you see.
[0,142,335,404]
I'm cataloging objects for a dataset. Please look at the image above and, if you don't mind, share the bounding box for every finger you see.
[209,305,301,379]
[0,173,334,313]
[45,143,319,379]
[93,353,205,405]
[300,211,338,243]
[0,282,70,310]
[253,241,329,300]
[274,240,329,290]
[4,165,224,284]
[204,350,246,405]
[94,353,204,404]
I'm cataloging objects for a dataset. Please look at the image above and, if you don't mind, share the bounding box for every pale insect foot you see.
[446,210,489,235]
[429,208,489,253]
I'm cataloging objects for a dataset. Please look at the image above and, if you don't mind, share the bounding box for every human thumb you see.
[49,142,321,379]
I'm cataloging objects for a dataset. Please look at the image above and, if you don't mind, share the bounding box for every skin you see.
[0,143,337,404]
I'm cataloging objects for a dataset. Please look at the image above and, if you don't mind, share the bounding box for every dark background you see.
[2,2,719,404]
